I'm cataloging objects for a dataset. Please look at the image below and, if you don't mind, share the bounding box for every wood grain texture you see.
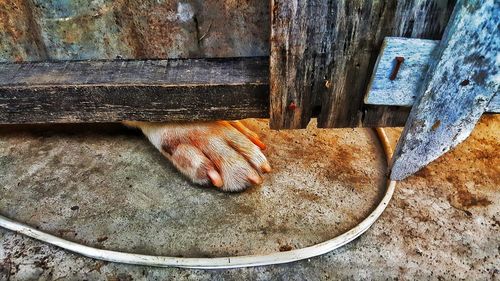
[365,37,438,106]
[362,106,411,127]
[365,37,499,113]
[390,0,499,180]
[0,57,269,124]
[270,0,456,129]
[0,55,440,126]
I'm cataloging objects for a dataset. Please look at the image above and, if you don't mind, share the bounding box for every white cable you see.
[0,128,396,269]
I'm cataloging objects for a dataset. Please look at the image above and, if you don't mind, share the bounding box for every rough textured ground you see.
[0,116,498,280]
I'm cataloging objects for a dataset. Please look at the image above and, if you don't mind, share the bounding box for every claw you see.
[261,163,272,173]
[207,169,224,188]
[248,173,263,185]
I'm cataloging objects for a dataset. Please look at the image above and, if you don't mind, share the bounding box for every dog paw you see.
[125,121,270,192]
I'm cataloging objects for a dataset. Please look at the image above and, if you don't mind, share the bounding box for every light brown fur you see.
[123,120,271,192]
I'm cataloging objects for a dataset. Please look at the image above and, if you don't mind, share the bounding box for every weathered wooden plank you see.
[0,57,269,124]
[0,56,429,126]
[362,106,411,127]
[390,0,499,180]
[270,0,456,129]
[365,37,500,113]
[269,0,314,129]
[0,58,268,87]
[365,37,438,107]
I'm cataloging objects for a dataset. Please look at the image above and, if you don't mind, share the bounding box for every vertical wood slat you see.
[270,0,456,129]
[269,0,321,129]
[390,0,499,180]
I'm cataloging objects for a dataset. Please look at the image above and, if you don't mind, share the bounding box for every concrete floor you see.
[0,117,498,280]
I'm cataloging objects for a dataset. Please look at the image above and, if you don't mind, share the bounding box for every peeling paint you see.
[176,2,193,22]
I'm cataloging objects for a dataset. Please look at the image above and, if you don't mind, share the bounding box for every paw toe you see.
[136,121,270,192]
[167,144,222,187]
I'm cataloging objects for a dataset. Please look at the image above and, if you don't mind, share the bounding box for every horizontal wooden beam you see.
[365,37,499,113]
[0,57,269,124]
[0,56,440,127]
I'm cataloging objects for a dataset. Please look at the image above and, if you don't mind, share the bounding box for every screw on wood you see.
[460,79,470,86]
[389,56,405,80]
[288,101,297,110]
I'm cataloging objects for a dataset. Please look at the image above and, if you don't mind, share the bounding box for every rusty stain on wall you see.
[0,0,270,62]
[0,0,49,61]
